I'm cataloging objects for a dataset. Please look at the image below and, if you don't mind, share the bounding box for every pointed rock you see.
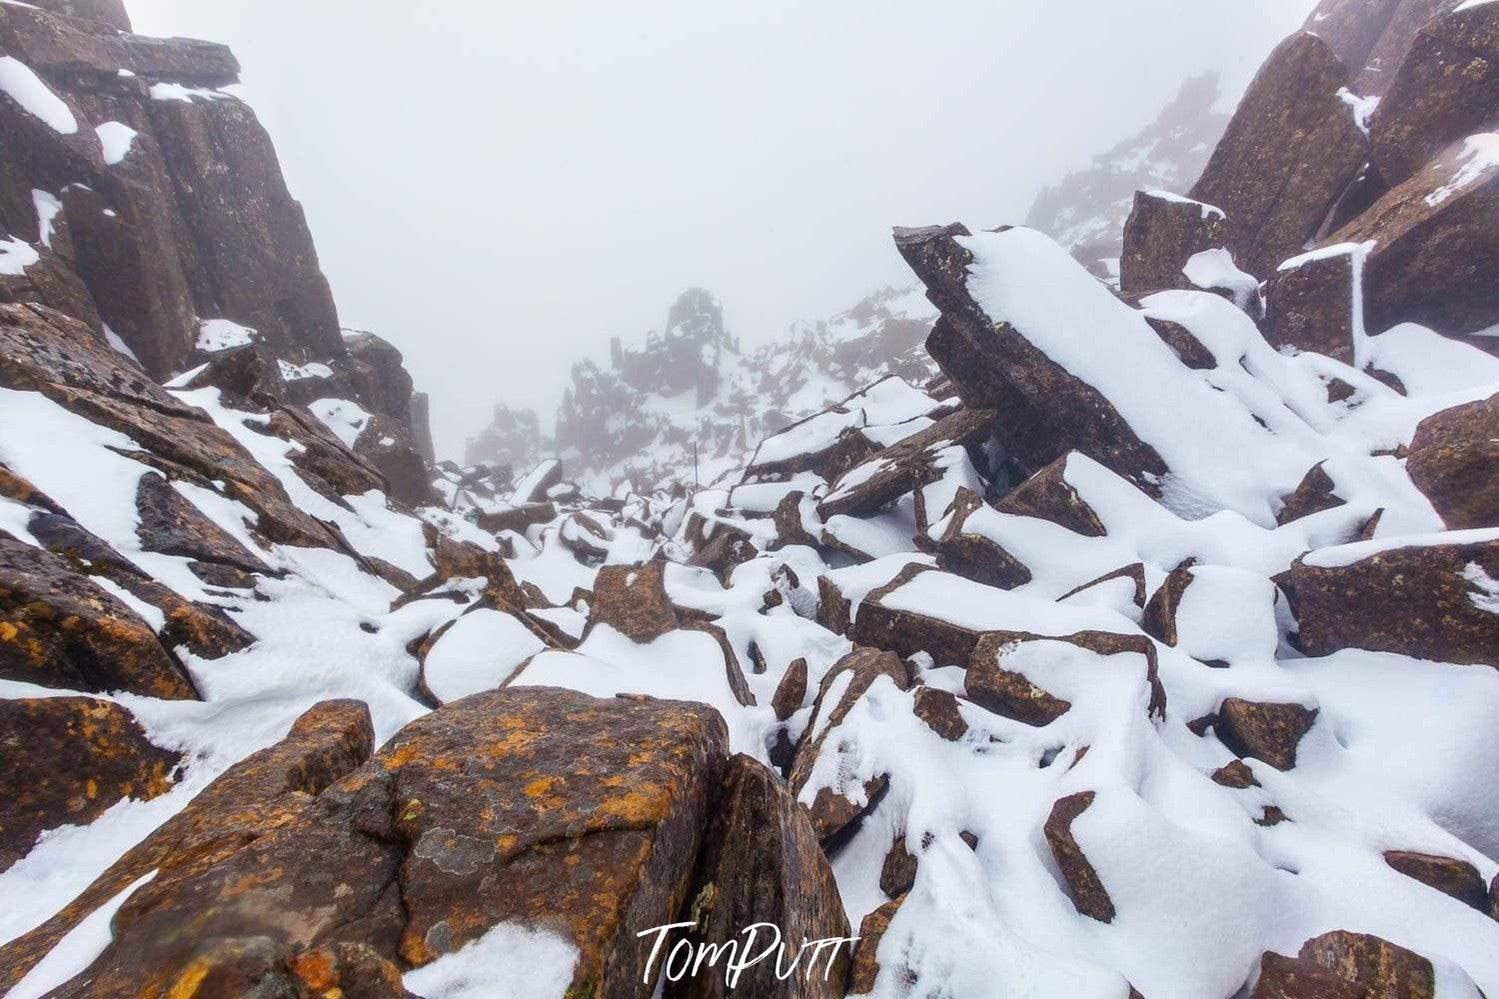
[1406,393,1499,529]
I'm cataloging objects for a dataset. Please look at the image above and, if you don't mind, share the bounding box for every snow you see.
[194,318,257,352]
[1143,188,1225,220]
[403,921,578,999]
[0,236,40,277]
[309,397,373,448]
[1426,134,1499,208]
[421,608,547,703]
[94,122,138,166]
[278,359,334,381]
[31,190,61,248]
[1462,563,1499,614]
[1337,89,1378,136]
[6,871,158,999]
[1302,528,1499,568]
[101,325,140,366]
[0,56,77,135]
[1181,248,1260,310]
[147,82,232,103]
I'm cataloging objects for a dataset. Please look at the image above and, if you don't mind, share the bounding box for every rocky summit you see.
[1,2,1498,998]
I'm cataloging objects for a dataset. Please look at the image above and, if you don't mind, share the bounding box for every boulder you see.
[0,696,179,872]
[1328,135,1499,338]
[351,412,435,507]
[1300,0,1407,85]
[911,685,968,741]
[134,471,273,577]
[897,225,1171,488]
[0,6,238,85]
[1382,850,1488,910]
[1119,190,1232,296]
[180,342,287,406]
[1214,698,1318,771]
[1369,3,1499,185]
[969,629,1167,723]
[771,656,809,720]
[1250,952,1369,998]
[1263,246,1362,363]
[1406,393,1499,529]
[1044,791,1115,922]
[588,561,679,642]
[1277,461,1347,525]
[933,487,1034,588]
[817,407,996,520]
[28,0,133,31]
[664,754,851,999]
[847,895,906,995]
[343,331,415,423]
[0,534,197,698]
[0,699,376,993]
[7,689,727,998]
[1141,566,1194,646]
[851,563,988,667]
[1143,315,1218,370]
[789,647,908,843]
[1297,930,1437,996]
[1189,32,1368,277]
[994,455,1107,537]
[1291,534,1499,665]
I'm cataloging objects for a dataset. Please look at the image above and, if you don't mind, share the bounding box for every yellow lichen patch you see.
[289,950,336,989]
[84,778,97,800]
[164,959,212,999]
[383,742,423,770]
[0,621,17,642]
[595,784,668,825]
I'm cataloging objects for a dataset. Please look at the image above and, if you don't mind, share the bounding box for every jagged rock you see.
[1277,461,1347,525]
[772,657,808,721]
[687,519,758,581]
[1214,698,1318,771]
[0,696,179,872]
[1329,135,1499,339]
[589,561,679,642]
[1297,930,1438,996]
[1044,791,1115,922]
[911,685,968,741]
[29,0,133,31]
[0,5,238,85]
[0,699,375,993]
[994,455,1107,537]
[1250,952,1370,998]
[0,235,103,335]
[1144,315,1218,370]
[933,487,1033,588]
[147,93,342,361]
[265,404,387,500]
[848,895,906,995]
[1120,190,1231,296]
[898,224,1171,487]
[1382,850,1488,910]
[409,390,434,465]
[1369,3,1499,186]
[1291,535,1499,665]
[1189,32,1368,277]
[1406,393,1499,529]
[180,341,287,405]
[0,534,197,698]
[1141,566,1193,646]
[351,412,434,507]
[8,690,726,997]
[851,563,988,666]
[817,408,996,520]
[790,647,907,843]
[135,470,272,576]
[1264,246,1361,362]
[1057,563,1148,613]
[880,835,919,898]
[343,331,414,423]
[665,754,850,999]
[966,632,1073,726]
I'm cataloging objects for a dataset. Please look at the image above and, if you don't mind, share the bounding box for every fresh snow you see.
[403,921,578,999]
[194,318,257,352]
[0,236,40,277]
[94,121,138,166]
[0,56,77,135]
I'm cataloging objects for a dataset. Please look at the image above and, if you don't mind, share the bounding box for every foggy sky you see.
[124,1,1313,459]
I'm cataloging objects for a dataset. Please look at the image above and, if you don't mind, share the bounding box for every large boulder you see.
[0,696,179,872]
[27,0,133,31]
[1189,32,1368,277]
[816,407,996,520]
[1291,533,1499,665]
[0,534,198,698]
[1251,930,1442,997]
[4,689,727,998]
[665,754,851,999]
[1370,3,1499,186]
[350,412,435,508]
[1406,393,1499,529]
[1262,245,1363,363]
[1328,134,1499,339]
[0,699,376,993]
[1119,190,1232,296]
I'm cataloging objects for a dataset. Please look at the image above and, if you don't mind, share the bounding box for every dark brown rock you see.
[0,534,197,698]
[342,331,415,423]
[0,6,238,85]
[911,685,968,741]
[1297,930,1436,997]
[475,500,556,536]
[966,633,1073,726]
[879,835,919,899]
[1144,315,1218,370]
[134,470,272,576]
[664,754,851,999]
[0,696,178,872]
[1189,32,1369,277]
[1406,393,1499,529]
[772,656,809,721]
[851,563,987,667]
[351,412,435,508]
[1120,190,1232,296]
[0,699,375,993]
[995,455,1107,537]
[180,341,287,406]
[898,225,1172,489]
[1382,850,1488,910]
[11,689,726,998]
[1044,791,1115,922]
[27,0,132,31]
[1057,563,1148,611]
[817,408,996,521]
[1264,247,1361,363]
[1216,698,1318,771]
[1369,3,1499,186]
[933,486,1033,589]
[1278,462,1348,525]
[1141,566,1194,647]
[848,895,906,995]
[1301,0,1407,88]
[1211,760,1262,789]
[790,647,908,842]
[589,561,679,642]
[0,236,103,336]
[1329,136,1499,338]
[1291,536,1499,665]
[687,519,758,581]
[1251,952,1371,999]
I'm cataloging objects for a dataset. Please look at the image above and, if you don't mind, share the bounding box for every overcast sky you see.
[125,1,1311,458]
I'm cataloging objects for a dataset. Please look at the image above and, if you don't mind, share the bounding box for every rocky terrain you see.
[1,0,1498,997]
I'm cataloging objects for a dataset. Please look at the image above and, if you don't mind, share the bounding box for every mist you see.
[123,0,1313,458]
